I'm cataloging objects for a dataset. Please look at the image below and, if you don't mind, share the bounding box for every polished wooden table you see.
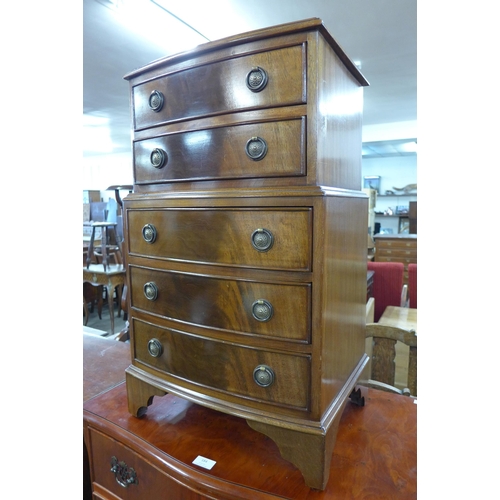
[84,383,416,499]
[84,333,131,500]
[83,333,130,402]
[83,264,126,334]
[379,305,417,332]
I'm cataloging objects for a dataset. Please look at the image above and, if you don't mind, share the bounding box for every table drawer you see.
[132,318,311,410]
[129,266,311,342]
[133,117,306,184]
[132,44,305,130]
[127,208,312,271]
[89,428,206,499]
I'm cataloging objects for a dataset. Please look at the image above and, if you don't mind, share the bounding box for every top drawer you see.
[375,238,417,250]
[132,45,306,130]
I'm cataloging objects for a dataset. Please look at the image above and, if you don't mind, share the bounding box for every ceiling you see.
[83,0,417,158]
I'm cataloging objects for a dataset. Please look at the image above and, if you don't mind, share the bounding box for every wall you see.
[361,154,417,234]
[83,152,133,202]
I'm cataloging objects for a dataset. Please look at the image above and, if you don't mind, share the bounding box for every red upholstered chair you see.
[367,261,405,322]
[408,263,417,309]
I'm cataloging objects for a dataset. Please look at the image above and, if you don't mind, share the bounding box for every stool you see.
[86,222,121,271]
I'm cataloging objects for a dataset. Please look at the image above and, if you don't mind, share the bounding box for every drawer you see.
[132,45,305,130]
[129,266,311,342]
[375,239,417,250]
[376,248,417,258]
[132,318,311,410]
[89,429,204,499]
[127,208,312,271]
[133,118,306,184]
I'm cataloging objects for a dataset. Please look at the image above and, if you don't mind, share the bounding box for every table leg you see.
[106,283,115,334]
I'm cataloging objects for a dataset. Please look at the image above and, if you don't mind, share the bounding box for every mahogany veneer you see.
[83,383,417,499]
[122,18,369,490]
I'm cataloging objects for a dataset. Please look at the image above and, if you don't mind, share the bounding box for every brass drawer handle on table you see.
[245,136,268,161]
[246,66,268,92]
[252,299,274,322]
[148,89,164,112]
[253,364,275,387]
[142,223,157,243]
[144,282,159,301]
[150,148,168,169]
[110,456,138,488]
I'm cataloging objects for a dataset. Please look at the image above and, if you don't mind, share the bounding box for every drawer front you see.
[133,319,311,409]
[129,266,311,342]
[133,45,305,130]
[375,239,417,250]
[133,118,306,184]
[127,208,312,271]
[89,429,206,499]
[376,248,417,258]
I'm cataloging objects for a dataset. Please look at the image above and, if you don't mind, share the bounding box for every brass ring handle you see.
[142,223,157,243]
[110,456,138,488]
[245,136,268,161]
[246,66,268,92]
[147,338,163,358]
[150,148,168,169]
[251,299,273,322]
[253,365,275,387]
[251,228,274,252]
[148,90,164,112]
[143,282,158,301]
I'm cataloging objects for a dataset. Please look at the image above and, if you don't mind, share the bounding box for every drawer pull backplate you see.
[253,365,275,387]
[252,299,274,322]
[246,66,268,92]
[251,228,274,252]
[148,90,164,112]
[245,136,268,161]
[110,456,138,488]
[144,282,159,301]
[142,223,157,243]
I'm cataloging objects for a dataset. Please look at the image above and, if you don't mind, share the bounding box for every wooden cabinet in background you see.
[409,200,417,234]
[119,18,369,491]
[374,234,417,284]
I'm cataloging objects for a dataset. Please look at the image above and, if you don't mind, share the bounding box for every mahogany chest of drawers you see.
[374,234,417,284]
[120,18,369,490]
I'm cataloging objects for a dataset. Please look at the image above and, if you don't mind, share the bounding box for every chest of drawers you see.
[120,18,369,491]
[374,234,417,284]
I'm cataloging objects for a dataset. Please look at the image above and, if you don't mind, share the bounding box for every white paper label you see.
[192,455,216,470]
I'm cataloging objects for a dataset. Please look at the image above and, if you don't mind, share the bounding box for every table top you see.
[379,305,417,332]
[83,264,125,276]
[83,333,130,402]
[84,382,416,499]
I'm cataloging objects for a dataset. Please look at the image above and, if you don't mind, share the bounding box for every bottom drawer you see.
[89,428,208,499]
[133,318,311,410]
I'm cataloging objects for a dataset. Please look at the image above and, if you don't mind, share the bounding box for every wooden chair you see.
[362,323,417,397]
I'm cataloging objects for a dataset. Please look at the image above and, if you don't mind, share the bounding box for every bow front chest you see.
[122,18,369,490]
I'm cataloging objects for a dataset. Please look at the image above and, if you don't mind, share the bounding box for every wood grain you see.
[84,384,416,499]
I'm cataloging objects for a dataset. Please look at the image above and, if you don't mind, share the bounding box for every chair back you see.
[367,261,404,322]
[363,323,417,396]
[408,263,417,308]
